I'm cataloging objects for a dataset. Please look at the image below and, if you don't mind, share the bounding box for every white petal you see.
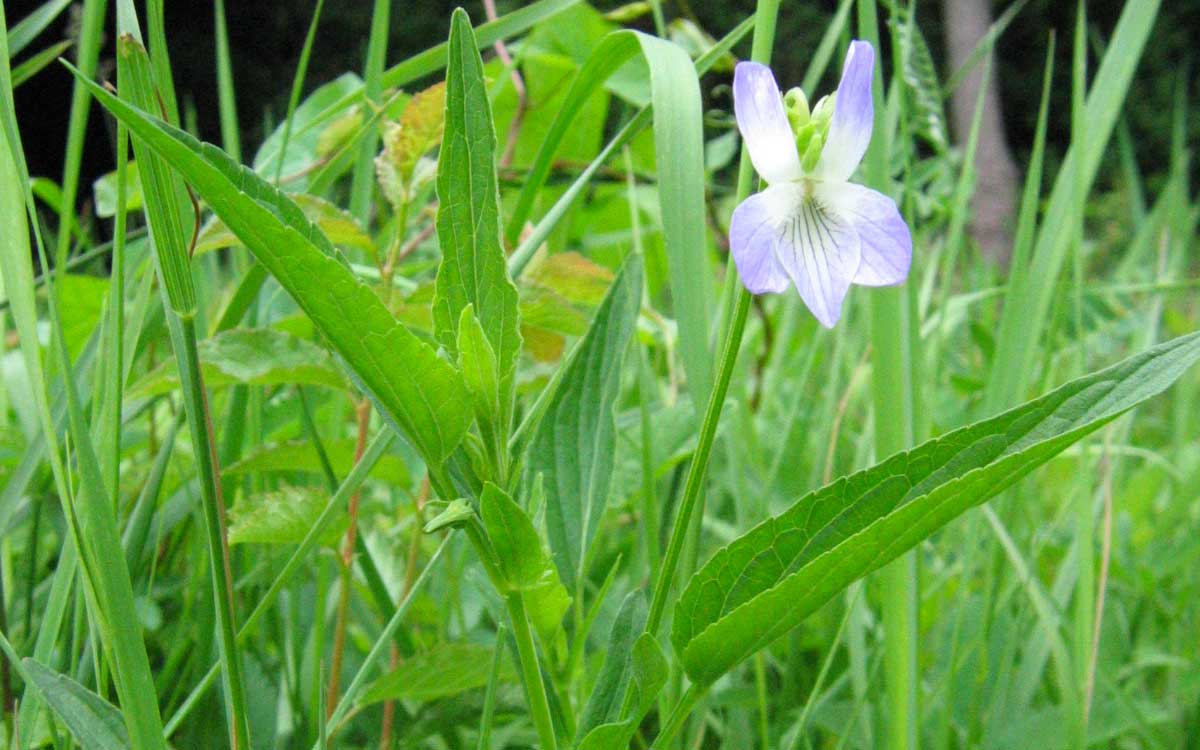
[753,183,862,327]
[813,41,875,182]
[733,62,803,185]
[817,181,912,286]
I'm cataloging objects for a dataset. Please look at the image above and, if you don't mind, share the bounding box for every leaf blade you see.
[434,8,522,410]
[527,253,643,589]
[672,332,1200,685]
[67,63,472,467]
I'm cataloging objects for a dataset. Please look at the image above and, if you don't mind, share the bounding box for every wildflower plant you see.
[0,1,1196,749]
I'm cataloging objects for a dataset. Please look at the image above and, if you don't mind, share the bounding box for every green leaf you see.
[22,658,131,750]
[458,305,503,470]
[361,642,514,705]
[222,439,411,487]
[672,332,1200,686]
[67,63,472,467]
[128,328,348,396]
[479,482,571,642]
[11,39,74,88]
[116,35,196,318]
[574,631,668,750]
[194,194,375,259]
[228,484,347,546]
[578,591,645,738]
[480,482,546,589]
[630,633,668,711]
[505,29,713,403]
[251,72,362,189]
[578,723,630,750]
[525,571,572,647]
[433,9,522,409]
[889,4,948,151]
[528,253,642,589]
[92,160,144,218]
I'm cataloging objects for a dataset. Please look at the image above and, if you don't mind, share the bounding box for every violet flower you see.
[730,41,912,327]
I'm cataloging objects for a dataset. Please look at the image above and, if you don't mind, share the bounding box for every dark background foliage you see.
[9,0,1198,210]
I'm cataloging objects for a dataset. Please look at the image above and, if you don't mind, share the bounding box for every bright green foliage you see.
[116,36,196,318]
[130,328,349,396]
[5,2,1199,749]
[67,66,472,467]
[673,332,1200,686]
[92,160,144,217]
[21,660,130,750]
[458,306,504,473]
[575,631,668,750]
[222,439,411,486]
[361,643,515,704]
[578,592,646,737]
[480,482,572,642]
[481,482,549,589]
[434,9,522,412]
[527,254,643,589]
[228,484,348,546]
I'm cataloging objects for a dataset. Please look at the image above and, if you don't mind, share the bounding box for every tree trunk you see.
[943,0,1020,267]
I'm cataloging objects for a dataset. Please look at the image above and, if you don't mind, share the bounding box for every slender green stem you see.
[273,0,325,184]
[213,0,241,162]
[52,0,106,273]
[1070,4,1092,746]
[856,1,918,748]
[477,623,507,750]
[645,288,751,635]
[349,0,391,221]
[642,0,781,643]
[649,685,706,750]
[505,593,558,750]
[177,316,251,750]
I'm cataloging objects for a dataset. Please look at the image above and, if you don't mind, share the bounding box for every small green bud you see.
[811,93,836,127]
[792,121,814,156]
[801,132,824,173]
[783,87,810,131]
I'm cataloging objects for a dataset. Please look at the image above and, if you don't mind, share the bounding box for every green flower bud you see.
[793,121,816,159]
[783,87,810,131]
[811,93,836,127]
[801,132,824,173]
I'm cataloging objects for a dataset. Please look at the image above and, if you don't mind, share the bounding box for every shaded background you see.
[8,0,1199,216]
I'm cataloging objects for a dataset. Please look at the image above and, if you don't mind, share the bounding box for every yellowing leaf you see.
[194,194,375,259]
[376,81,446,208]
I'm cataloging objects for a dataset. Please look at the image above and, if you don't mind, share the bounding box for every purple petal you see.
[729,189,791,295]
[814,41,875,182]
[733,62,803,185]
[744,184,861,327]
[818,182,912,286]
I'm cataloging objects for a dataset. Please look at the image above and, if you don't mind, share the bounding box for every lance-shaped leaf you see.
[575,632,668,750]
[22,659,130,750]
[66,63,472,467]
[480,482,571,642]
[673,332,1200,686]
[433,9,522,408]
[577,592,645,738]
[527,254,642,589]
[361,642,515,705]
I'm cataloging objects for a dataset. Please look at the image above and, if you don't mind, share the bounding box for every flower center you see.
[783,87,835,173]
